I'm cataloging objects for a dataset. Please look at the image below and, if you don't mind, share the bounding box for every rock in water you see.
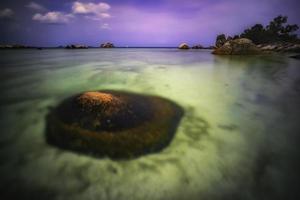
[100,42,115,48]
[212,38,261,55]
[178,43,190,49]
[46,91,183,159]
[65,44,88,49]
[191,44,204,49]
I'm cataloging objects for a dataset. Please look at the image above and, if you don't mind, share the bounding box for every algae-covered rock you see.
[46,91,183,159]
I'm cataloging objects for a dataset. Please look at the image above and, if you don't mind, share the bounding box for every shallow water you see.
[0,49,300,200]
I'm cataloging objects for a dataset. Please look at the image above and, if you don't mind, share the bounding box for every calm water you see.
[0,49,300,200]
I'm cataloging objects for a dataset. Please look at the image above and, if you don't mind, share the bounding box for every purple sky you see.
[0,0,299,47]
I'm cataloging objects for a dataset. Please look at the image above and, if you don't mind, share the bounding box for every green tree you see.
[215,34,227,47]
[240,15,299,44]
[240,24,266,44]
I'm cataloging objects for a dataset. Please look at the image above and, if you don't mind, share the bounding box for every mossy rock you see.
[46,91,183,159]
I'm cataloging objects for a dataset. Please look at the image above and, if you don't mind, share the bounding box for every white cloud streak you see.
[32,12,74,24]
[26,2,47,12]
[72,1,111,20]
[72,1,110,14]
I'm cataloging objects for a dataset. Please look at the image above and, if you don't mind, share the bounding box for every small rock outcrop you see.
[178,43,190,49]
[100,42,115,48]
[191,44,204,49]
[212,38,261,55]
[46,90,183,159]
[65,44,88,49]
[257,43,300,53]
[0,44,29,49]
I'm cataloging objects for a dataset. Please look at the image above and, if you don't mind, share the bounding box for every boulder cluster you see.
[213,36,300,55]
[178,43,212,50]
[212,38,261,55]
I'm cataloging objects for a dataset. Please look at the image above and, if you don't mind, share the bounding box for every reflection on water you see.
[0,49,300,200]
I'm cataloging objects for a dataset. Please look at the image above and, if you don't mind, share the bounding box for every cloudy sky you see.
[0,0,299,47]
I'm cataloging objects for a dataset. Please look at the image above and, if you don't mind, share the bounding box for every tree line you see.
[217,15,299,45]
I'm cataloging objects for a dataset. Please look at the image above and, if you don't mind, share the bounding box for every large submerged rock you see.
[46,91,183,159]
[212,38,261,55]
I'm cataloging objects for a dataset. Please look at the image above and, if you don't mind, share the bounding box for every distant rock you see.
[65,44,88,49]
[178,43,190,49]
[191,44,204,49]
[100,42,115,48]
[212,38,261,55]
[0,45,14,49]
[0,44,29,49]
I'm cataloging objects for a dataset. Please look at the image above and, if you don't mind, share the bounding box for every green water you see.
[0,49,300,200]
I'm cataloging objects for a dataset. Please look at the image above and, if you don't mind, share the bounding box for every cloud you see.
[26,2,47,12]
[101,23,111,30]
[72,1,110,14]
[85,13,110,21]
[0,8,14,19]
[99,13,110,18]
[32,12,73,24]
[72,1,111,20]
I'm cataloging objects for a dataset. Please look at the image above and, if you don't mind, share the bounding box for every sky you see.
[0,0,299,47]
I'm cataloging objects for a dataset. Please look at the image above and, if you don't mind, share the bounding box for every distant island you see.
[0,42,116,50]
[212,15,300,54]
[178,15,300,55]
[1,15,299,55]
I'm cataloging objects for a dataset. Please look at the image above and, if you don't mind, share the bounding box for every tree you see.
[215,34,227,47]
[240,15,299,44]
[240,24,267,44]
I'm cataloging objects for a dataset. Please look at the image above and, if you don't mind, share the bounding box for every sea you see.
[0,48,300,200]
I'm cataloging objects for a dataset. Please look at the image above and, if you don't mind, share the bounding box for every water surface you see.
[0,49,300,200]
